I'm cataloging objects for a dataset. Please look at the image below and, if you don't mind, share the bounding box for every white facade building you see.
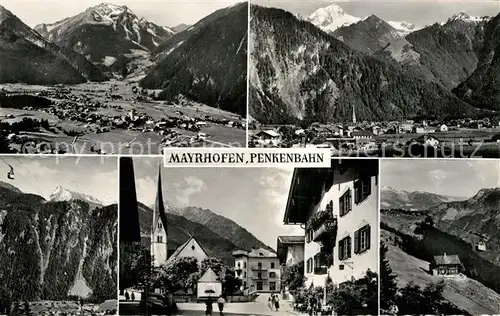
[283,160,378,289]
[233,248,281,293]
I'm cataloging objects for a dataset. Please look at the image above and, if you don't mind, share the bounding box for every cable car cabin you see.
[476,240,487,252]
[7,165,14,180]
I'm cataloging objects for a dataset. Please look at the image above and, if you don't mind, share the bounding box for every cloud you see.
[173,176,207,206]
[136,176,157,206]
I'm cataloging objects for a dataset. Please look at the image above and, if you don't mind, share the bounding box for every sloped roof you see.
[198,268,220,283]
[248,247,276,258]
[257,130,281,137]
[166,236,208,263]
[433,254,461,265]
[277,236,305,244]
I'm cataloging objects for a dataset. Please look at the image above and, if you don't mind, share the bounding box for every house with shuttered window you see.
[283,159,378,289]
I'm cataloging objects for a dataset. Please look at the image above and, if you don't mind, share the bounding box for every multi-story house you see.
[276,236,305,266]
[233,248,281,293]
[283,159,378,289]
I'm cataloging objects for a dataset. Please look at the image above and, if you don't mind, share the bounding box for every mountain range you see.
[306,4,417,36]
[381,186,466,210]
[381,187,500,314]
[381,187,500,266]
[0,4,107,84]
[141,2,248,116]
[137,202,272,266]
[0,182,117,302]
[249,3,500,124]
[34,3,175,71]
[0,2,248,116]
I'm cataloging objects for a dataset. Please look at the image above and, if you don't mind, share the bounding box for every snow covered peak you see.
[388,20,419,36]
[448,12,490,23]
[50,186,103,206]
[307,4,360,32]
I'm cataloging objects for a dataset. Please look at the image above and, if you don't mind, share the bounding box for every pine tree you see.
[380,242,398,311]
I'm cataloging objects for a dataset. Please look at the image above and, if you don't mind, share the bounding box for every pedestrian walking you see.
[217,296,225,316]
[268,295,274,311]
[308,296,316,316]
[125,291,130,301]
[131,292,135,301]
[274,294,280,312]
[205,298,213,316]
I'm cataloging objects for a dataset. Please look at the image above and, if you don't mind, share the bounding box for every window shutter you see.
[365,177,371,196]
[347,236,352,259]
[354,180,360,204]
[354,230,360,254]
[366,225,371,250]
[338,241,343,261]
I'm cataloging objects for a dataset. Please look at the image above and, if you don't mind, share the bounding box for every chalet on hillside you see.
[430,253,461,276]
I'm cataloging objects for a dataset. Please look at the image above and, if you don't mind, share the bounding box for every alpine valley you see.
[250,3,499,124]
[381,186,500,315]
[0,2,248,154]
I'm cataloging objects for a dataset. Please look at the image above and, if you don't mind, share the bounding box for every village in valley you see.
[118,158,379,315]
[249,112,500,158]
[0,0,247,155]
[1,82,245,155]
[248,0,500,158]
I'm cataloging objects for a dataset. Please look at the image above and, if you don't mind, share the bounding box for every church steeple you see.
[151,165,168,266]
[352,104,356,124]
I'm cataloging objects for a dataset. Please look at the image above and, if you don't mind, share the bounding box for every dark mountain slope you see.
[0,26,86,85]
[405,17,487,89]
[137,203,239,265]
[141,2,248,116]
[249,5,479,125]
[0,184,116,301]
[0,4,106,82]
[333,15,406,55]
[454,13,500,110]
[169,206,274,252]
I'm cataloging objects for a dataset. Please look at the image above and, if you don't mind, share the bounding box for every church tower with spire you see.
[352,104,357,124]
[151,165,168,267]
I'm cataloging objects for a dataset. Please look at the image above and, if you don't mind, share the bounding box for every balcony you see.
[314,267,328,275]
[251,267,266,271]
[251,275,269,280]
[308,210,337,246]
[312,219,337,244]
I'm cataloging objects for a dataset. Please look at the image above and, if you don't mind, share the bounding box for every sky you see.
[254,0,500,27]
[381,159,500,198]
[0,156,118,205]
[1,0,243,28]
[132,157,303,248]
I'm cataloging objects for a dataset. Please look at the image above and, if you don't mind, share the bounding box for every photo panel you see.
[118,157,379,315]
[0,155,118,315]
[248,0,500,158]
[380,159,500,315]
[0,0,248,155]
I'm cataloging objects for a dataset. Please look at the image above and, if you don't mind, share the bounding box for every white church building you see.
[150,167,208,267]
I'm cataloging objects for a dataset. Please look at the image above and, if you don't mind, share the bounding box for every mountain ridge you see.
[249,4,480,124]
[34,2,175,72]
[0,4,107,84]
[0,181,117,301]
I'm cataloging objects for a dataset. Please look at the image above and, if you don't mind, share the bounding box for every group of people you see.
[267,293,280,311]
[123,291,136,301]
[204,295,226,316]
